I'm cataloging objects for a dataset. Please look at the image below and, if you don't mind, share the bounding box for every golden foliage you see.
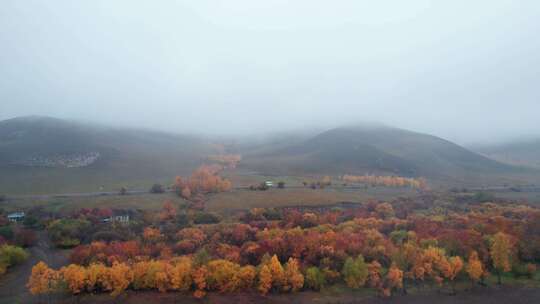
[60,264,87,294]
[490,232,512,273]
[283,258,304,292]
[466,251,483,283]
[27,261,59,295]
[342,174,427,189]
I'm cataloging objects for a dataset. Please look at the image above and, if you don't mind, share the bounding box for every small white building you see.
[7,211,25,222]
[102,214,130,223]
[265,181,274,187]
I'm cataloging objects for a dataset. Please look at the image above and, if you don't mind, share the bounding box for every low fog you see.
[1,1,539,145]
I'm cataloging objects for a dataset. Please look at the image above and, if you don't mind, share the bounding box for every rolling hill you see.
[240,125,536,186]
[473,139,540,169]
[2,117,538,194]
[0,116,217,194]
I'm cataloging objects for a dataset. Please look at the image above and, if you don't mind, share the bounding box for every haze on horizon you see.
[1,1,539,145]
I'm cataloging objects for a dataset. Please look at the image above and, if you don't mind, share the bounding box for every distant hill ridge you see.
[473,139,540,169]
[0,116,216,194]
[0,116,537,193]
[240,125,528,185]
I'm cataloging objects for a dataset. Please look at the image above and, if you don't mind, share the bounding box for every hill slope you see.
[240,125,532,186]
[0,116,216,194]
[473,139,540,169]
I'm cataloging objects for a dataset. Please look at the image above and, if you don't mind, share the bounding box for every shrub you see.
[119,187,127,195]
[0,195,5,202]
[193,212,221,224]
[150,184,164,194]
[14,229,37,247]
[277,181,285,189]
[176,212,190,229]
[473,192,495,203]
[47,219,91,248]
[263,208,282,221]
[91,231,125,242]
[0,226,14,240]
[23,215,41,229]
[0,245,28,275]
[341,255,368,288]
[305,267,326,290]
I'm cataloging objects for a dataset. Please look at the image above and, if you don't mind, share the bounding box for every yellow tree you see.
[341,255,368,289]
[86,263,108,292]
[60,264,87,294]
[131,260,151,290]
[109,262,133,297]
[490,232,512,284]
[27,261,59,296]
[466,251,484,287]
[170,257,193,292]
[447,256,463,294]
[283,258,304,292]
[258,265,272,295]
[206,259,241,293]
[268,255,285,290]
[238,265,257,289]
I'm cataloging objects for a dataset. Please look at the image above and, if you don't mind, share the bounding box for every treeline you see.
[29,252,405,298]
[27,199,540,298]
[174,165,232,199]
[342,174,427,189]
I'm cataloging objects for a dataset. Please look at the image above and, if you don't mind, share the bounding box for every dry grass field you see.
[206,187,416,212]
[0,192,186,213]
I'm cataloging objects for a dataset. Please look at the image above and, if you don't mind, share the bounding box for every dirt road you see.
[0,231,70,304]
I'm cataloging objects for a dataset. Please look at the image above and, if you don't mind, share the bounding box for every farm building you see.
[7,211,25,222]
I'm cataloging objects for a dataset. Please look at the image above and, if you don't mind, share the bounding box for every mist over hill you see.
[240,125,536,186]
[472,139,540,169]
[0,116,538,194]
[0,116,217,194]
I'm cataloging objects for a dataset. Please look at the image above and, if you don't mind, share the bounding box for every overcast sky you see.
[1,1,539,144]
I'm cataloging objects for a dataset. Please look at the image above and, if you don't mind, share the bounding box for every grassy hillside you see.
[0,116,217,194]
[240,125,538,187]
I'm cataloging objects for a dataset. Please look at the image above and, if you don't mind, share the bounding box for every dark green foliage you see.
[176,212,190,229]
[305,266,326,290]
[390,230,409,245]
[193,212,220,224]
[150,184,165,194]
[0,226,14,240]
[473,192,496,203]
[262,208,282,221]
[47,218,91,248]
[341,255,368,288]
[193,248,211,266]
[0,245,28,273]
[119,187,127,195]
[23,215,40,229]
[91,231,125,242]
